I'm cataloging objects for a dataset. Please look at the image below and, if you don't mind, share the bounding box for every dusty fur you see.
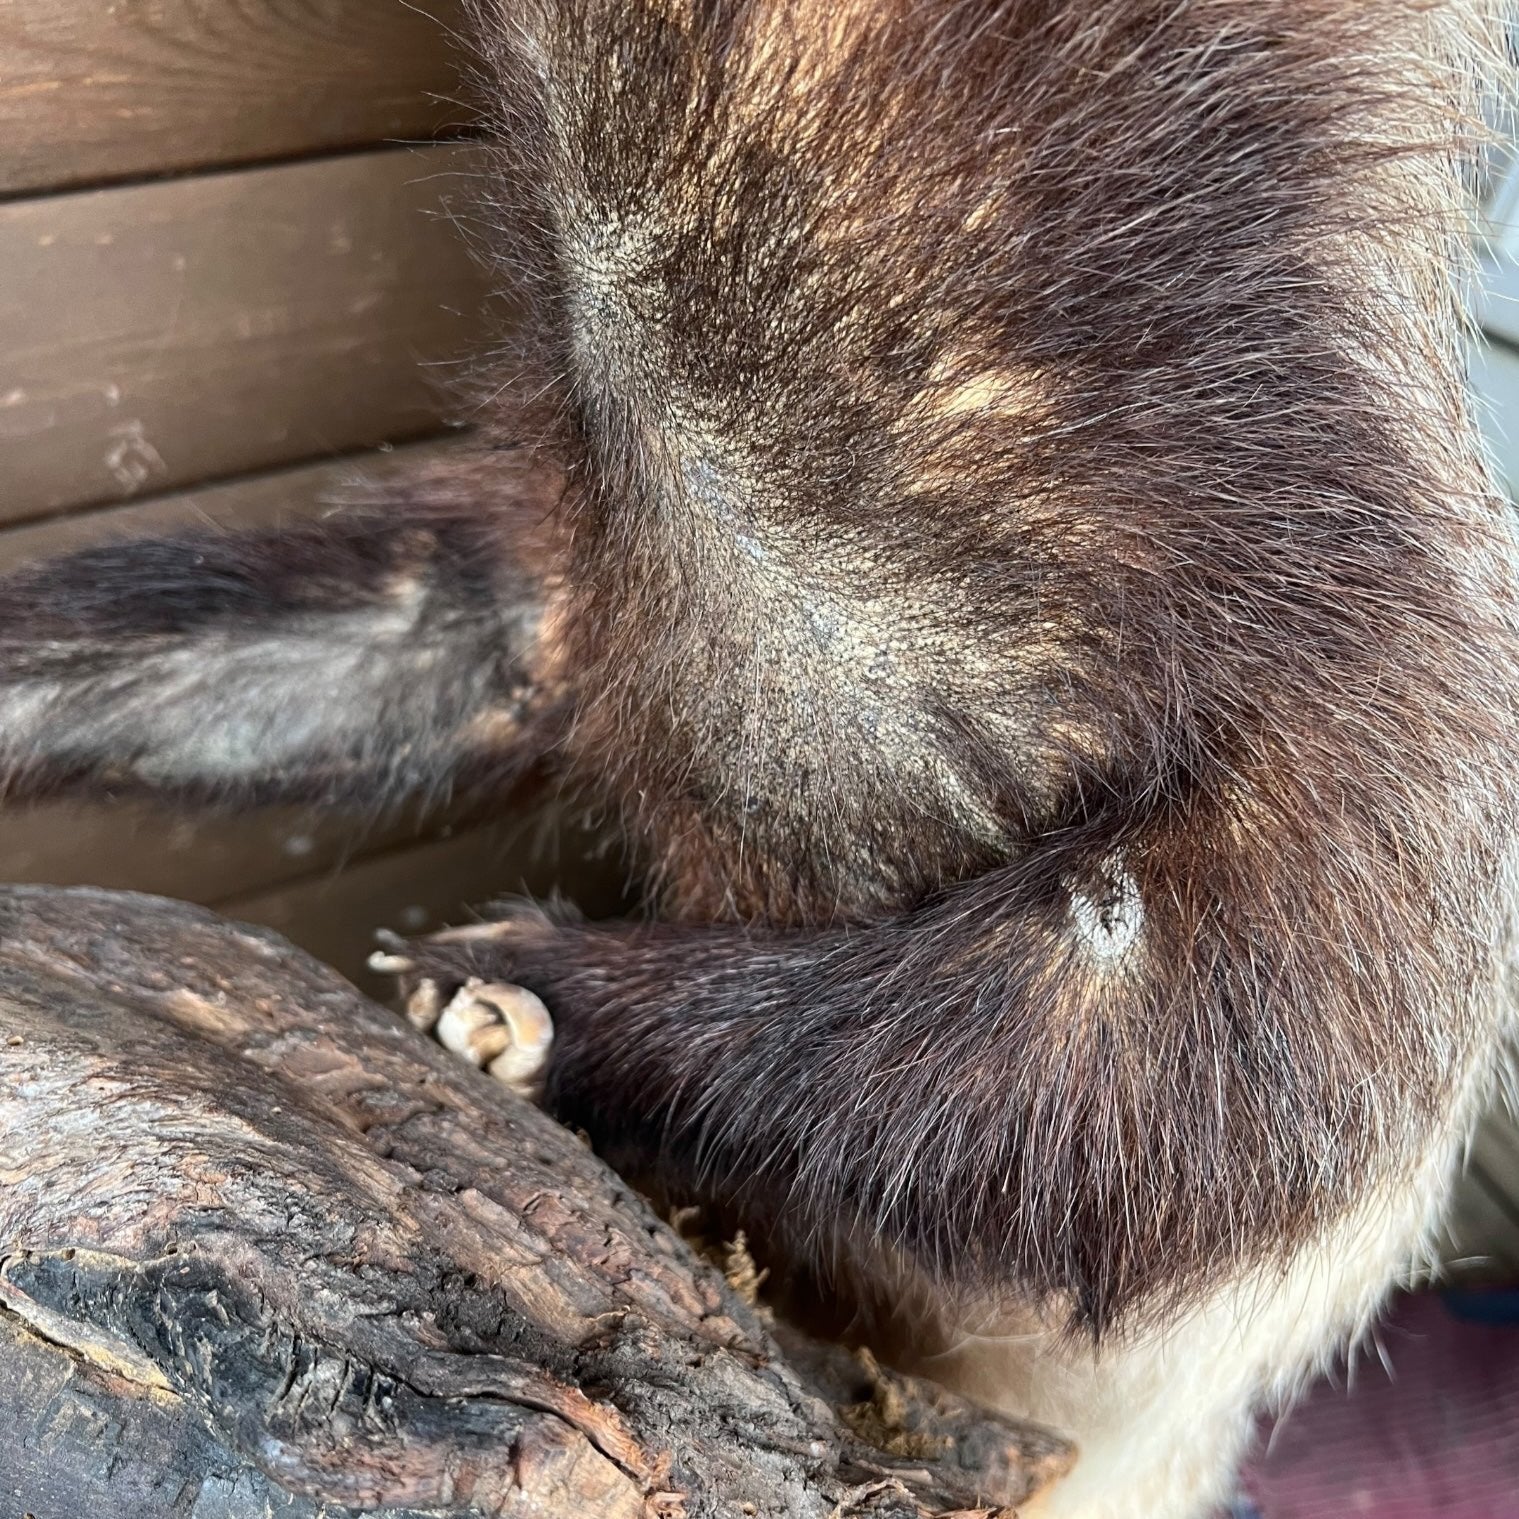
[440,0,1519,1328]
[1,2,1516,1515]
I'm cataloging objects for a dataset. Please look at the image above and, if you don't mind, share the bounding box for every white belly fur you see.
[908,1085,1498,1518]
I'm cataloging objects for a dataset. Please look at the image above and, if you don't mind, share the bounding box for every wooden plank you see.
[0,797,412,909]
[0,437,504,906]
[0,146,497,525]
[0,431,470,569]
[1469,336,1519,497]
[0,0,473,196]
[223,815,631,993]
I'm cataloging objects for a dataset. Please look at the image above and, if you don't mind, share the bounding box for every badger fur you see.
[3,2,1517,1514]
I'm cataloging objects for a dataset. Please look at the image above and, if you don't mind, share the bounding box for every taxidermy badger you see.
[3,1,1517,1513]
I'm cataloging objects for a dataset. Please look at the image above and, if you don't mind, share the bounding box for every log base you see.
[0,886,1070,1518]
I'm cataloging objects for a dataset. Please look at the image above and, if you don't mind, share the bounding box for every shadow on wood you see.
[0,886,1070,1518]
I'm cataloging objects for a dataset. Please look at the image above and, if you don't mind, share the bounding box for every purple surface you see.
[1238,1290,1519,1519]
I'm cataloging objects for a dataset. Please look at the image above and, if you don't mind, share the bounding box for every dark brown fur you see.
[3,2,1517,1509]
[428,0,1519,1328]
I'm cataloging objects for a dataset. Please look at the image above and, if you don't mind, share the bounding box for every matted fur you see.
[2,2,1517,1514]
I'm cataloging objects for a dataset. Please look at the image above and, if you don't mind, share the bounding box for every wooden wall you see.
[0,0,620,996]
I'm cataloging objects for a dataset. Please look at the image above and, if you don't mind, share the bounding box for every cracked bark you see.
[0,885,1070,1519]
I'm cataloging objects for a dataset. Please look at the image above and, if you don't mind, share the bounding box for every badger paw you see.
[369,947,554,1102]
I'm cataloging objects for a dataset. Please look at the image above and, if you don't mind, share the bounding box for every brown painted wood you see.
[0,797,399,912]
[0,145,498,525]
[0,431,468,568]
[0,0,474,196]
[223,811,632,992]
[0,885,1072,1518]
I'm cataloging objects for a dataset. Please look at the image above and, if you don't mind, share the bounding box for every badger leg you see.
[0,460,571,813]
[376,802,1492,1517]
[376,792,1482,1338]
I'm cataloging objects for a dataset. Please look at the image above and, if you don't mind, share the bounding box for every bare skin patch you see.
[900,352,1056,502]
[923,362,1050,425]
[1069,857,1144,968]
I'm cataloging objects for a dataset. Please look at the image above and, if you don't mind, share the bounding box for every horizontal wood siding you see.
[225,815,631,993]
[1,146,495,525]
[0,432,462,567]
[0,0,472,195]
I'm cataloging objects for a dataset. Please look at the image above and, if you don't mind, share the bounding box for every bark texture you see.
[0,885,1070,1519]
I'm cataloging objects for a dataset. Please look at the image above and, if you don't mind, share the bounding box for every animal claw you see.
[367,950,415,975]
[434,978,554,1099]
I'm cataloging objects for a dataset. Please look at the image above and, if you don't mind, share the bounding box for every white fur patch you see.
[1069,857,1143,966]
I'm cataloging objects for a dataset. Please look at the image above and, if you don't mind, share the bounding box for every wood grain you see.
[224,811,633,992]
[0,0,474,196]
[0,885,1072,1518]
[0,145,498,525]
[0,430,467,567]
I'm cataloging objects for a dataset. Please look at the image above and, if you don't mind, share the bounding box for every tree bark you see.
[0,886,1070,1519]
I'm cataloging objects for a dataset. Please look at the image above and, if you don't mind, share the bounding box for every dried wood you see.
[0,885,1071,1519]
